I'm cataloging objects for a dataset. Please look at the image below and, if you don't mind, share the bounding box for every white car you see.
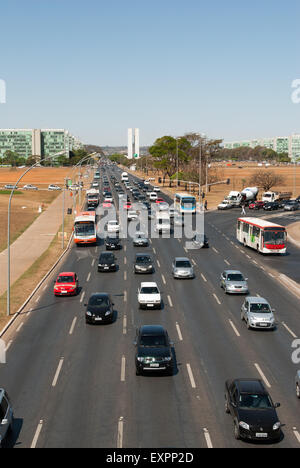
[133,231,149,247]
[218,200,232,210]
[153,186,160,193]
[107,220,120,233]
[158,202,169,211]
[48,184,61,191]
[23,184,38,190]
[104,196,113,203]
[138,282,162,309]
[149,192,158,201]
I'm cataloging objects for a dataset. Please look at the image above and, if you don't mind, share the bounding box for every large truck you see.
[226,187,258,207]
[86,189,100,208]
[121,172,129,182]
[262,191,292,203]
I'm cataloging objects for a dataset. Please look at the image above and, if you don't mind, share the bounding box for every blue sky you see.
[0,0,299,146]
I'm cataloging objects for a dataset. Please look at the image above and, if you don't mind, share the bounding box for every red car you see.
[155,198,165,204]
[54,272,79,296]
[249,201,265,210]
[103,202,112,208]
[123,202,132,210]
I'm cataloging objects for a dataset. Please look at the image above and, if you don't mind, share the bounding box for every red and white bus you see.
[237,217,287,254]
[74,211,97,245]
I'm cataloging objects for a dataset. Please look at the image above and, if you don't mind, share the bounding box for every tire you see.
[296,384,300,399]
[225,397,230,414]
[247,320,251,330]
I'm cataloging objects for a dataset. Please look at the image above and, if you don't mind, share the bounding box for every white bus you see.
[237,217,287,254]
[174,193,196,214]
[74,212,97,245]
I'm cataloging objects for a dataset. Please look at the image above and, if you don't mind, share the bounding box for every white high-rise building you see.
[134,128,140,159]
[127,128,140,159]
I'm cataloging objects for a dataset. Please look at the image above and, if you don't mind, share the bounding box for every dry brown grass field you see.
[0,167,75,252]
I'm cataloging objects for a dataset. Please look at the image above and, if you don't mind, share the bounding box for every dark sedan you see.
[105,236,121,250]
[98,252,117,272]
[263,202,280,211]
[225,379,281,442]
[134,254,154,274]
[135,325,174,376]
[85,293,114,324]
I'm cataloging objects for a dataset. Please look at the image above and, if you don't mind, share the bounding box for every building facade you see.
[0,128,83,159]
[223,134,300,161]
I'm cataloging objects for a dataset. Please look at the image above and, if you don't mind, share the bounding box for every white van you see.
[121,172,129,182]
[155,212,171,234]
[149,192,158,201]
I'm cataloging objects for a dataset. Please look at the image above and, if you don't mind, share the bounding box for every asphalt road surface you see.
[1,167,300,448]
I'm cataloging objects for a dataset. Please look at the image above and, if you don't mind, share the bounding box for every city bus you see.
[174,193,197,214]
[237,217,287,254]
[74,211,97,245]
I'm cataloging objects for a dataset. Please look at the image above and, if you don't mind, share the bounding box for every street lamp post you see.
[7,151,66,316]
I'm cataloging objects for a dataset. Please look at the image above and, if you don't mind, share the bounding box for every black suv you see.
[225,379,281,442]
[85,293,114,324]
[98,252,117,272]
[134,325,174,376]
[105,236,121,251]
[134,254,154,274]
[263,201,280,211]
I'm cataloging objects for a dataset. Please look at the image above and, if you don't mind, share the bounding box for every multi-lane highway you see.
[1,165,300,448]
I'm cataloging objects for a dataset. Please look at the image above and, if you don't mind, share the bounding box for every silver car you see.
[133,232,149,247]
[220,270,248,294]
[241,297,275,330]
[172,257,194,279]
[0,389,13,447]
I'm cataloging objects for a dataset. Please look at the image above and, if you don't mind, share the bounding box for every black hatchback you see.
[225,379,281,442]
[105,236,121,251]
[263,202,279,211]
[134,325,174,376]
[85,293,114,324]
[98,252,117,272]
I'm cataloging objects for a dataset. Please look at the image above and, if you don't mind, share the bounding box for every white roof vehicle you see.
[107,220,120,233]
[138,282,162,309]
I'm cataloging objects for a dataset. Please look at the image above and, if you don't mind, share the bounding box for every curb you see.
[0,232,74,339]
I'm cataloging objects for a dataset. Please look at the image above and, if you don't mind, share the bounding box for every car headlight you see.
[86,311,92,317]
[137,357,144,362]
[164,357,172,362]
[105,310,112,316]
[273,422,281,431]
[239,421,250,431]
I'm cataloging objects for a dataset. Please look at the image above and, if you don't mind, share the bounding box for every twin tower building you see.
[127,128,140,160]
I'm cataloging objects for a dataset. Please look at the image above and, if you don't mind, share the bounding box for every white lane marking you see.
[191,259,196,266]
[124,271,127,281]
[31,420,44,449]
[224,259,230,266]
[124,257,127,265]
[161,274,166,285]
[231,241,235,246]
[157,259,161,268]
[124,290,127,303]
[293,428,300,444]
[153,247,156,254]
[254,363,271,388]
[201,273,207,282]
[213,293,221,305]
[123,315,127,335]
[80,291,85,303]
[124,245,127,252]
[282,322,297,339]
[229,320,240,337]
[176,322,183,341]
[240,249,245,254]
[16,322,24,333]
[91,259,95,267]
[252,260,258,265]
[212,247,219,254]
[121,356,126,382]
[167,295,173,307]
[43,284,48,291]
[35,296,40,303]
[203,428,213,448]
[269,272,274,278]
[246,254,251,259]
[87,272,91,282]
[149,239,152,244]
[52,358,64,387]
[117,417,124,448]
[186,363,196,388]
[183,247,188,253]
[69,317,77,335]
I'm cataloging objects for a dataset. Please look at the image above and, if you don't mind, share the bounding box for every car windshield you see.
[100,255,114,262]
[176,261,191,268]
[135,233,146,238]
[75,223,95,236]
[57,276,74,283]
[250,303,271,313]
[140,335,167,347]
[136,256,151,264]
[140,287,159,294]
[88,296,110,307]
[227,274,244,281]
[263,230,286,245]
[239,393,273,409]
